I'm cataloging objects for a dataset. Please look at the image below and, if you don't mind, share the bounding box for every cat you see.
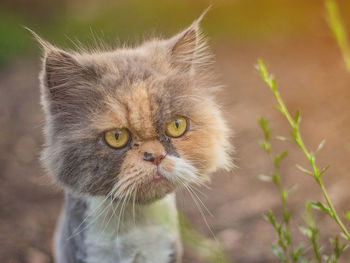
[31,10,232,263]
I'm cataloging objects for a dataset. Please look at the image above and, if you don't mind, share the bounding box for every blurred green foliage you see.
[1,0,350,65]
[257,59,349,263]
[179,214,231,263]
[325,0,350,72]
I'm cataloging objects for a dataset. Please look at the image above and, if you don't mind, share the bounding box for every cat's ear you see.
[27,28,98,102]
[167,8,210,71]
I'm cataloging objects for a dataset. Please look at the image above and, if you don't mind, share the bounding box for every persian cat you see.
[32,11,232,263]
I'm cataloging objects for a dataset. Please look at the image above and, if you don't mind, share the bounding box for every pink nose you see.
[153,154,165,166]
[143,152,165,165]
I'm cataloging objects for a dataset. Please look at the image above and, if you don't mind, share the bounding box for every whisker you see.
[184,183,216,239]
[67,190,114,240]
[114,187,133,262]
[96,190,124,242]
[132,188,137,226]
[186,184,213,217]
[116,185,134,236]
[170,174,216,240]
[68,178,131,240]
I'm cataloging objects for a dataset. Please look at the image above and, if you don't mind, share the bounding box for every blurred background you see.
[1,0,350,262]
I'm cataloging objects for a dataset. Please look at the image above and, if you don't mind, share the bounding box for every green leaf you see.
[320,165,330,176]
[283,230,291,244]
[345,211,350,222]
[295,109,301,124]
[271,173,279,185]
[283,210,291,224]
[266,210,278,229]
[290,129,296,139]
[305,202,315,227]
[274,151,288,167]
[257,59,276,90]
[271,245,284,260]
[273,105,283,113]
[258,116,271,141]
[293,243,304,260]
[260,141,271,153]
[330,236,348,259]
[309,202,332,216]
[271,79,277,92]
[296,164,313,176]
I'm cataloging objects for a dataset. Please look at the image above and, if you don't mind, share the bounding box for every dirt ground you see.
[1,36,350,263]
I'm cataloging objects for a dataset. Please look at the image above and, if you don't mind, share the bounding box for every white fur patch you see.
[159,155,204,188]
[84,194,179,263]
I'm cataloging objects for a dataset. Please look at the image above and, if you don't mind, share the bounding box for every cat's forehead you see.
[95,45,166,81]
[86,46,203,138]
[94,75,197,139]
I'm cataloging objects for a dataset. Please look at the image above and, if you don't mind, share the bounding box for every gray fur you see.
[55,193,87,263]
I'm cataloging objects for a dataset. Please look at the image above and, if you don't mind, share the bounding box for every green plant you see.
[179,214,231,263]
[259,117,303,263]
[325,0,350,72]
[257,59,349,262]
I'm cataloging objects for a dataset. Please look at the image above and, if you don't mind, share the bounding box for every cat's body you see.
[33,11,232,263]
[55,193,180,263]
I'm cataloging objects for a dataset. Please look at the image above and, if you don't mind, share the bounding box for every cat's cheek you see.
[171,129,218,174]
[118,149,153,181]
[160,157,175,172]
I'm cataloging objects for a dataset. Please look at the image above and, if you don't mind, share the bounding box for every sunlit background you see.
[1,0,350,262]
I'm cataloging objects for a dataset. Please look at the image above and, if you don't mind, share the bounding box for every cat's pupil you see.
[175,120,180,129]
[114,131,120,140]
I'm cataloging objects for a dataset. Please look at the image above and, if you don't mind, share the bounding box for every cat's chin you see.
[135,177,176,204]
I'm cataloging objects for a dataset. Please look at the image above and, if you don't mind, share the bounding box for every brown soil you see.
[1,36,350,263]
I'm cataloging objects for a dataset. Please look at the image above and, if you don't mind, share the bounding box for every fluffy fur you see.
[32,11,232,263]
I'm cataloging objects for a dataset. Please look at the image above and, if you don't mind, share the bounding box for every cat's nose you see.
[143,152,165,165]
[143,152,155,162]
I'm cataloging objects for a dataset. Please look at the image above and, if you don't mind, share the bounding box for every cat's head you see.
[34,17,232,203]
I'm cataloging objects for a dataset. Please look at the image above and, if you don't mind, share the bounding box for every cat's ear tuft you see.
[27,28,81,90]
[27,28,98,101]
[168,7,211,70]
[25,27,56,55]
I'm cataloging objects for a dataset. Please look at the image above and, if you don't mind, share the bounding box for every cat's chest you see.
[84,224,176,263]
[83,195,179,263]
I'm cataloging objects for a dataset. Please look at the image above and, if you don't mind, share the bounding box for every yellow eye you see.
[166,116,187,138]
[104,128,130,148]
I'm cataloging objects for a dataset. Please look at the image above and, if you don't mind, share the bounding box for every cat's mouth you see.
[115,155,200,204]
[135,171,174,204]
[153,173,164,180]
[147,168,171,186]
[153,167,165,181]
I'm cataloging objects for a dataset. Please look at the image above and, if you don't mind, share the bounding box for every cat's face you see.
[36,20,232,203]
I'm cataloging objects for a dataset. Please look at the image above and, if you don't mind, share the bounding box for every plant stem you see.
[259,118,296,263]
[318,179,350,240]
[257,59,350,242]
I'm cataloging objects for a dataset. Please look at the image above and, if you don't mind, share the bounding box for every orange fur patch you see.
[92,83,157,140]
[161,157,175,172]
[171,103,230,175]
[125,83,157,139]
